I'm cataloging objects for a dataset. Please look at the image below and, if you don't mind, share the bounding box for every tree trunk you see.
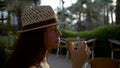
[110,9,114,25]
[77,12,82,31]
[104,6,109,25]
[86,10,92,30]
[7,11,11,25]
[16,8,22,30]
[106,6,109,25]
[34,0,41,6]
[115,0,120,24]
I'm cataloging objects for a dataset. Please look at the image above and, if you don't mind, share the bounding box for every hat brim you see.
[18,22,59,33]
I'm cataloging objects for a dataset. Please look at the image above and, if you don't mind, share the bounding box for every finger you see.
[88,48,92,54]
[68,44,74,54]
[78,41,87,49]
[86,47,92,57]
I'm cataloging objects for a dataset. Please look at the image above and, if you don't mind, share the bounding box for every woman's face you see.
[44,25,62,49]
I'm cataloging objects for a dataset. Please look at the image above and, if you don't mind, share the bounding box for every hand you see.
[68,41,91,68]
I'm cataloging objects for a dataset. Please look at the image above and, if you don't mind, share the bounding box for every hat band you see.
[22,18,58,30]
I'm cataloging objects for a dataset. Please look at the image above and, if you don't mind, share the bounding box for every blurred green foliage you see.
[61,25,120,40]
[0,23,18,68]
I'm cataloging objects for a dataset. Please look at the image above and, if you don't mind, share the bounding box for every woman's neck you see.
[42,56,47,62]
[40,56,50,68]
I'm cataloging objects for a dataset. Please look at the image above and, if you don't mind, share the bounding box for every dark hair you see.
[6,28,47,68]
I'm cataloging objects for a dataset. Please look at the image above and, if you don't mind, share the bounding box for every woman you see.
[6,6,91,68]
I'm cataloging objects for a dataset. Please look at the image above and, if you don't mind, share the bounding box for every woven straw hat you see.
[19,6,59,32]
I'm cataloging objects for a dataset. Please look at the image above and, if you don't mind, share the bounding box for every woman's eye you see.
[53,28,56,31]
[52,27,57,30]
[50,26,58,31]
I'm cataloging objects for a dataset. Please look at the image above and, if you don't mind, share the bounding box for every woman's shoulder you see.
[29,66,37,68]
[29,64,42,68]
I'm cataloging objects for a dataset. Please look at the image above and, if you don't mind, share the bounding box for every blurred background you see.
[0,0,120,68]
